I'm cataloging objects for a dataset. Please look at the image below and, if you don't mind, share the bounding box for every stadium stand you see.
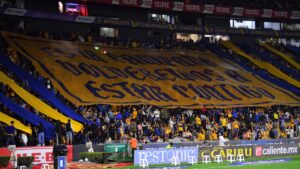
[0,29,299,147]
[0,0,299,152]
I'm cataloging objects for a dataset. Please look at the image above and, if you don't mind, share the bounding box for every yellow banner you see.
[0,71,83,132]
[3,32,300,108]
[221,41,300,87]
[0,112,32,134]
[261,43,300,70]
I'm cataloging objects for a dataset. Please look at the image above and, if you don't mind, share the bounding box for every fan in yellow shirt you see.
[132,108,138,119]
[221,117,227,127]
[165,126,172,135]
[262,130,269,139]
[227,108,232,118]
[195,115,201,125]
[178,124,184,132]
[233,120,239,129]
[273,112,279,120]
[280,130,286,138]
[126,118,131,125]
[197,131,205,141]
[211,130,218,140]
[290,121,295,128]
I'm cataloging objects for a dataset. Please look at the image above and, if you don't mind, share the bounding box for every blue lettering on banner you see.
[134,148,198,165]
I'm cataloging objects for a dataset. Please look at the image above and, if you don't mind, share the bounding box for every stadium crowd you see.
[0,28,299,148]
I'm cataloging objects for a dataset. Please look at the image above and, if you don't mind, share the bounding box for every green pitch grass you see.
[105,155,300,169]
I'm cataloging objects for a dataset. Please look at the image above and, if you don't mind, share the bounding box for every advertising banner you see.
[74,1,300,20]
[184,4,202,13]
[119,0,140,7]
[214,6,231,15]
[15,146,73,165]
[72,144,104,161]
[3,32,300,107]
[244,8,261,17]
[134,148,198,165]
[140,0,152,8]
[104,143,128,153]
[261,9,273,18]
[203,4,214,14]
[4,8,27,16]
[254,144,299,157]
[75,16,96,23]
[273,10,289,19]
[173,2,184,11]
[232,7,244,16]
[152,0,172,10]
[143,143,168,149]
[0,148,11,156]
[291,11,300,19]
[226,138,300,146]
[199,146,253,159]
[2,8,300,37]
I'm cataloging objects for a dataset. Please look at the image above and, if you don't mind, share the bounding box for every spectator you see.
[219,135,226,146]
[66,119,73,145]
[5,121,16,146]
[129,135,138,159]
[55,120,63,144]
[0,123,5,147]
[20,132,28,146]
[37,122,45,146]
[269,128,276,139]
[166,142,173,148]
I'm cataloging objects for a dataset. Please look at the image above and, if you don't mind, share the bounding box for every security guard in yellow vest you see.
[166,142,173,149]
